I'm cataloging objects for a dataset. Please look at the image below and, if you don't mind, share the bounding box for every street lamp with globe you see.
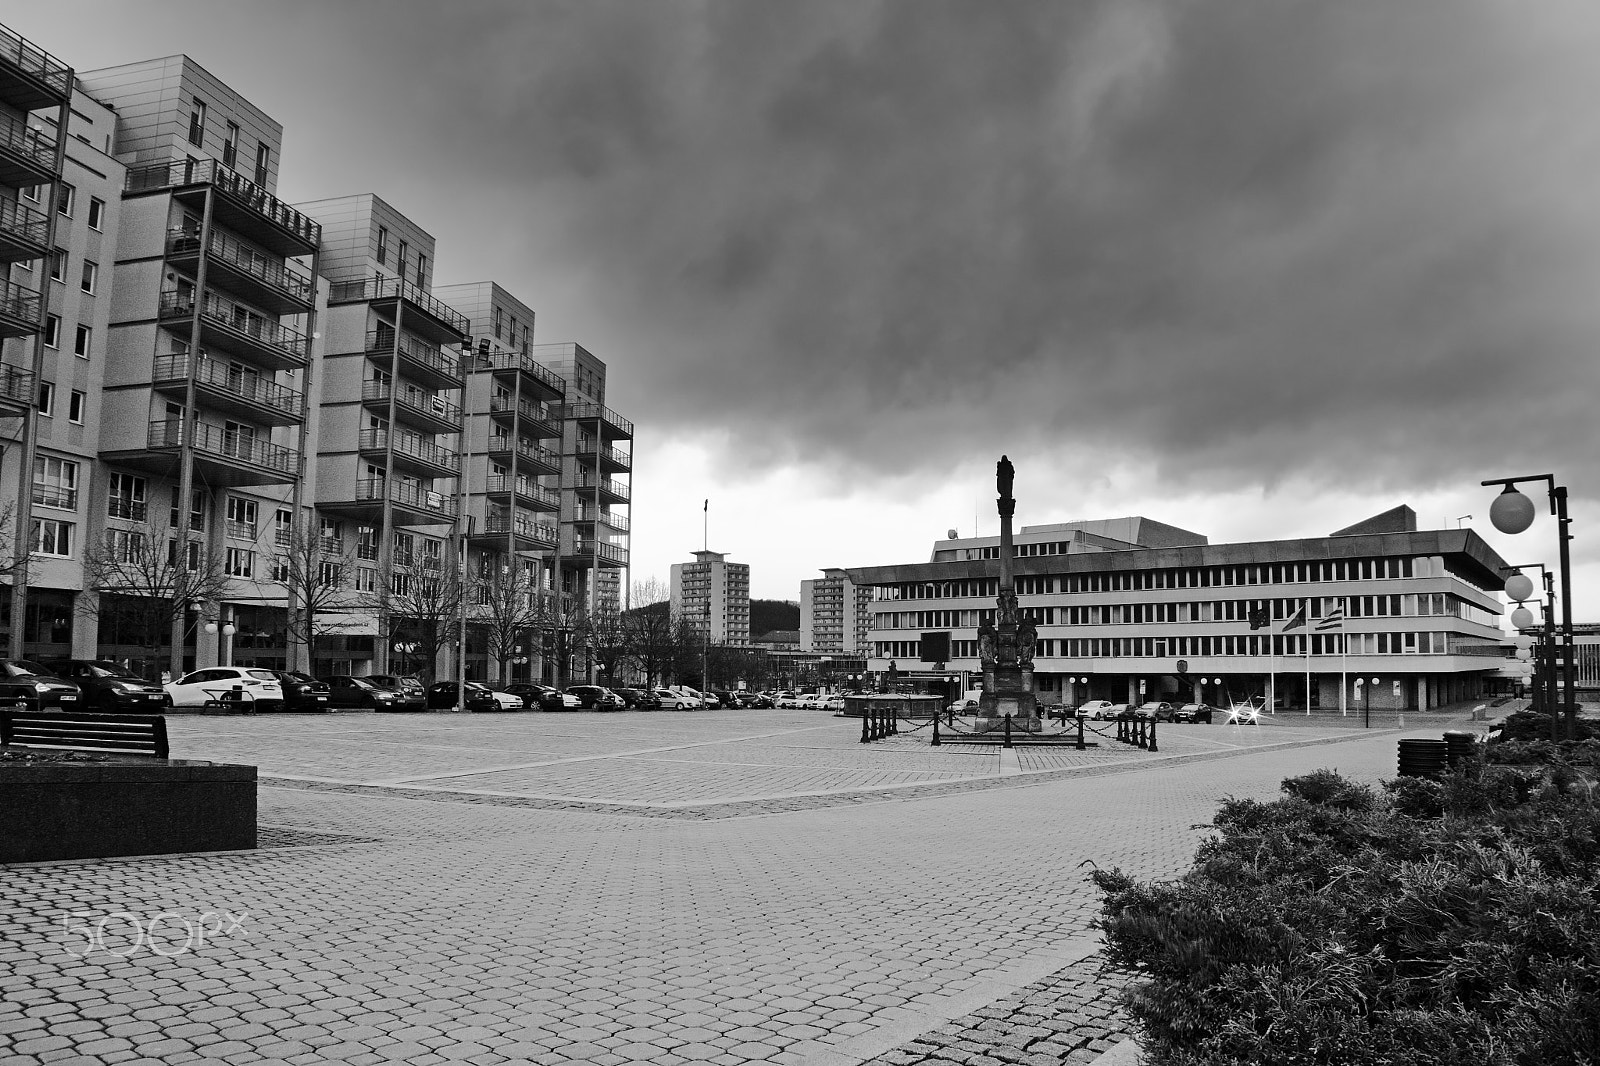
[1503,563,1558,738]
[1484,476,1577,737]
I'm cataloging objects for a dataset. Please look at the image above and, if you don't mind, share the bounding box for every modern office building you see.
[671,550,750,646]
[800,567,873,654]
[848,507,1514,712]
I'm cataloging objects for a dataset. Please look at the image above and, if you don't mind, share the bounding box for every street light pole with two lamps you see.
[1483,475,1577,738]
[1503,564,1557,740]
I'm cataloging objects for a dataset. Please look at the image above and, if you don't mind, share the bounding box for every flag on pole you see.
[1316,600,1346,631]
[1283,602,1307,631]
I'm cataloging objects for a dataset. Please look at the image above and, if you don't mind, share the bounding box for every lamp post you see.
[1503,563,1558,741]
[1354,676,1378,730]
[1483,475,1577,738]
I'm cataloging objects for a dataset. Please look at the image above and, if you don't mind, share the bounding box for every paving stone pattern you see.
[0,707,1484,1065]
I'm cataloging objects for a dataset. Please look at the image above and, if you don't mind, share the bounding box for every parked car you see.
[566,685,624,711]
[1172,703,1214,724]
[668,686,706,708]
[364,674,428,712]
[1078,700,1120,720]
[0,660,85,710]
[501,683,557,711]
[655,687,699,710]
[710,690,738,709]
[946,697,980,713]
[40,659,165,713]
[822,694,846,712]
[484,687,525,711]
[323,675,410,711]
[626,688,662,710]
[1136,701,1178,722]
[795,693,826,710]
[165,667,283,711]
[270,670,332,713]
[425,680,498,713]
[609,687,645,709]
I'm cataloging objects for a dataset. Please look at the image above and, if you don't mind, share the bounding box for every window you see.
[73,325,90,358]
[56,184,74,218]
[43,315,59,348]
[226,497,258,538]
[189,97,207,146]
[416,253,426,287]
[33,456,78,510]
[21,185,39,202]
[168,539,202,572]
[48,248,65,281]
[31,519,72,557]
[36,381,53,416]
[109,474,146,521]
[492,307,503,339]
[376,226,388,266]
[68,390,84,424]
[270,555,290,583]
[87,196,105,231]
[357,525,378,561]
[170,487,209,532]
[396,239,408,278]
[104,528,146,564]
[223,121,240,168]
[422,538,442,571]
[225,547,254,578]
[275,508,293,546]
[80,260,97,294]
[254,142,270,186]
[320,518,343,552]
[393,532,413,567]
[319,560,342,586]
[355,567,377,593]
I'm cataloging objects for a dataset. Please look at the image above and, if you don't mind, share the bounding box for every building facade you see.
[0,22,637,684]
[671,550,750,646]
[848,508,1514,712]
[800,567,873,654]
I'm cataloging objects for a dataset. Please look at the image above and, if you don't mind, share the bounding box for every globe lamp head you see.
[1510,606,1535,629]
[1490,486,1536,535]
[1504,572,1535,602]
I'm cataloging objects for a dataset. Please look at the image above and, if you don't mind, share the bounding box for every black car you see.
[609,687,643,709]
[504,683,564,712]
[270,670,331,713]
[323,675,410,711]
[0,659,85,711]
[617,687,659,710]
[566,685,623,710]
[426,681,497,713]
[364,674,428,712]
[41,659,167,713]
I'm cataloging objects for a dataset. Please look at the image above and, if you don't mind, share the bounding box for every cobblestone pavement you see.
[1,708,1480,1065]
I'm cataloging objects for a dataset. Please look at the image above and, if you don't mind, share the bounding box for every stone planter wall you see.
[0,758,256,863]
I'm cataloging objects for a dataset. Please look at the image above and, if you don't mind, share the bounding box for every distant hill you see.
[751,599,799,636]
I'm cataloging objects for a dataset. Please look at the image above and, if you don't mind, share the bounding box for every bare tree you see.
[589,599,629,689]
[80,519,231,679]
[370,549,463,683]
[272,518,361,672]
[623,578,677,688]
[470,558,548,683]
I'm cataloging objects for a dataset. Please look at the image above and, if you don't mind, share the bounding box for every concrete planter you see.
[0,758,256,863]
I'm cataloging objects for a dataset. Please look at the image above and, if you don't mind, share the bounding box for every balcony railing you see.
[484,476,561,509]
[124,157,321,248]
[574,476,630,503]
[361,380,461,426]
[159,289,310,364]
[0,24,73,98]
[488,394,558,424]
[366,328,463,381]
[331,275,469,337]
[486,434,561,469]
[483,510,556,543]
[468,348,566,396]
[561,401,634,438]
[226,520,258,540]
[576,439,632,468]
[31,484,75,510]
[274,526,293,546]
[0,277,42,329]
[359,429,459,472]
[147,420,301,476]
[0,197,48,251]
[154,354,304,416]
[108,497,148,522]
[0,361,33,405]
[166,227,314,304]
[574,539,629,565]
[355,478,458,520]
[0,111,55,172]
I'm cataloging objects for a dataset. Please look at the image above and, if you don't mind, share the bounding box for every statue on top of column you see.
[997,455,1014,500]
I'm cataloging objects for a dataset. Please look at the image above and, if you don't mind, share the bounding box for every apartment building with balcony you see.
[848,508,1514,712]
[672,550,750,646]
[81,55,319,673]
[800,567,873,655]
[299,193,468,675]
[0,24,73,658]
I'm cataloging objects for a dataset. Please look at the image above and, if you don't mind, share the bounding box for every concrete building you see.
[800,567,873,654]
[671,550,750,646]
[848,507,1514,712]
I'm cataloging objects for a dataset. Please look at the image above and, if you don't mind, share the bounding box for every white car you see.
[822,695,846,712]
[165,667,284,709]
[655,688,698,710]
[795,693,824,710]
[487,689,523,710]
[1077,700,1120,720]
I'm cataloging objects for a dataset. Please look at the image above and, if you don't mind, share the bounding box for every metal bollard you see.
[860,710,870,744]
[1148,714,1158,753]
[1003,713,1013,749]
[1136,718,1147,749]
[1075,712,1086,751]
[932,714,941,746]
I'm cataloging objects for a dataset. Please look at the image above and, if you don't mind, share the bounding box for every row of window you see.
[189,96,271,186]
[22,182,104,228]
[374,226,428,289]
[877,631,1456,661]
[34,383,86,422]
[878,557,1425,601]
[39,317,92,358]
[873,594,1468,631]
[42,248,99,293]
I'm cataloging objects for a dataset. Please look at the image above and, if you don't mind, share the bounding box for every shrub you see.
[1096,766,1600,1065]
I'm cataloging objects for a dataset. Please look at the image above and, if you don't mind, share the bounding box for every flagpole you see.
[1340,597,1347,716]
[1304,597,1311,716]
[1268,598,1275,716]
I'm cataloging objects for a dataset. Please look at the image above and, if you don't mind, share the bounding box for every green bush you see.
[1094,767,1600,1065]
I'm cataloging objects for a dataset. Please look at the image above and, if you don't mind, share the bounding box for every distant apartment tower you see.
[800,567,872,654]
[671,551,750,645]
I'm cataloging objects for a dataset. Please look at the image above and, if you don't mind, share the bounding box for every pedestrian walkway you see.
[0,707,1484,1065]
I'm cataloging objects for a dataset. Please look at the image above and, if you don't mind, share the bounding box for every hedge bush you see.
[1093,751,1600,1065]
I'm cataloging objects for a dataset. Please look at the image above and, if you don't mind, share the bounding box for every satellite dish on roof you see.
[947,529,959,539]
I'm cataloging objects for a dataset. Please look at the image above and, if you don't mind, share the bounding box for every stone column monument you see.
[979,455,1040,732]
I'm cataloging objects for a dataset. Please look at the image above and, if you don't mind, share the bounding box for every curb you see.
[1090,1037,1141,1065]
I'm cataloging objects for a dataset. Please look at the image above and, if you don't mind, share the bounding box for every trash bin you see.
[1398,739,1449,778]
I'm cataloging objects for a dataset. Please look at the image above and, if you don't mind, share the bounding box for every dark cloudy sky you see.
[18,0,1600,608]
